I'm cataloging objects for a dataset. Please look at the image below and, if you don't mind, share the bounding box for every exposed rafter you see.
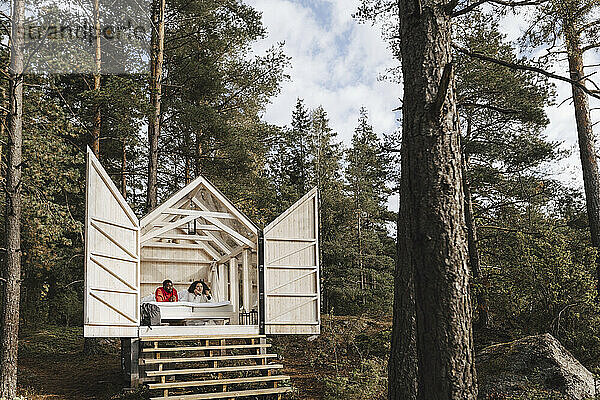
[191,197,255,248]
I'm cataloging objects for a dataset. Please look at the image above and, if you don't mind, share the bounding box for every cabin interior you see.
[139,176,260,326]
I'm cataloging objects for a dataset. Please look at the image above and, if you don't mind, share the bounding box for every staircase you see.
[140,334,292,400]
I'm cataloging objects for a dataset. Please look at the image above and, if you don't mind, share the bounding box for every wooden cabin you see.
[84,148,320,397]
[84,148,320,338]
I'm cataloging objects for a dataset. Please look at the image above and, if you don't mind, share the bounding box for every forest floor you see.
[15,316,391,400]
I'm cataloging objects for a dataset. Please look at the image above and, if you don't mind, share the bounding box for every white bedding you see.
[147,301,231,308]
[146,300,234,321]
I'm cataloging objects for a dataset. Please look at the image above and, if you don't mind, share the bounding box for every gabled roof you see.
[139,175,259,260]
[140,175,259,235]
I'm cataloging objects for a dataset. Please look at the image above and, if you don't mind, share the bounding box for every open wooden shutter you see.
[264,188,320,334]
[84,148,140,337]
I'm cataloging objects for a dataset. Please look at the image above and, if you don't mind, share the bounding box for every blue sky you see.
[246,0,600,208]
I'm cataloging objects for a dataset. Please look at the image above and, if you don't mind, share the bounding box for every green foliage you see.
[156,0,290,216]
[271,316,390,400]
[268,102,396,317]
[479,203,600,368]
[337,108,394,315]
[323,358,387,400]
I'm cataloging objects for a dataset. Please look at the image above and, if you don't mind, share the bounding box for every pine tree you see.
[455,11,556,327]
[147,0,166,210]
[157,0,289,210]
[1,0,24,395]
[307,106,346,313]
[519,0,600,297]
[344,108,393,310]
[389,0,477,395]
[290,98,311,194]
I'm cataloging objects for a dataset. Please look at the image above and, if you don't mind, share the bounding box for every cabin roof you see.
[139,175,259,261]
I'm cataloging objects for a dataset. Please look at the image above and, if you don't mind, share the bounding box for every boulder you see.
[477,333,595,400]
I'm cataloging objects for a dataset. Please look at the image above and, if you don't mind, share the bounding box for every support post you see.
[218,263,227,301]
[258,230,265,335]
[121,338,140,389]
[229,257,239,324]
[242,249,250,312]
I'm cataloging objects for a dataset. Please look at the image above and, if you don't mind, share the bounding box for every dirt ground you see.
[15,326,326,400]
[17,327,130,399]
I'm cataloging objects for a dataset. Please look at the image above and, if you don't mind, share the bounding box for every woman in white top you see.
[180,280,213,303]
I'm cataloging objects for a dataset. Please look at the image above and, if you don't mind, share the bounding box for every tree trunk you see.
[462,156,490,328]
[0,0,24,396]
[92,0,101,158]
[358,206,364,292]
[563,21,600,298]
[388,210,417,400]
[390,0,477,397]
[147,0,165,210]
[195,130,202,177]
[121,140,127,199]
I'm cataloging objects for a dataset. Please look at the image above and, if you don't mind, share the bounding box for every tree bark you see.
[147,0,165,210]
[92,0,101,158]
[195,130,202,177]
[462,156,490,328]
[389,209,417,400]
[389,0,477,397]
[121,140,127,199]
[0,0,24,396]
[563,21,600,298]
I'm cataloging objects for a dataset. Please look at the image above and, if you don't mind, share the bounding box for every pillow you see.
[140,293,154,303]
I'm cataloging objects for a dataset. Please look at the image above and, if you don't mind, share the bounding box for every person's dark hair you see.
[162,279,172,286]
[187,280,211,294]
[188,280,201,293]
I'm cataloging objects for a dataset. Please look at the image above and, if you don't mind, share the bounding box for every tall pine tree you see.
[344,108,394,312]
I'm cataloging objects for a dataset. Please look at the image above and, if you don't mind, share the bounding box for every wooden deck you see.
[138,324,259,338]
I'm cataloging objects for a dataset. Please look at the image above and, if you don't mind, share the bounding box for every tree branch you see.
[459,101,520,114]
[577,20,600,35]
[581,43,600,53]
[64,280,83,289]
[431,62,453,118]
[478,225,538,235]
[453,44,600,100]
[451,0,546,17]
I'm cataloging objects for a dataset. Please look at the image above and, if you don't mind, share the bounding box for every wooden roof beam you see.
[191,198,255,248]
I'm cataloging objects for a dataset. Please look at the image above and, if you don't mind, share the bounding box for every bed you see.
[146,301,235,323]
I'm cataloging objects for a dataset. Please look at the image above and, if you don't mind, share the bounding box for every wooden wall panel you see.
[140,240,213,298]
[85,149,139,338]
[264,188,320,335]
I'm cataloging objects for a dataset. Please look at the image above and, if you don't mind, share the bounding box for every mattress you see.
[147,301,234,320]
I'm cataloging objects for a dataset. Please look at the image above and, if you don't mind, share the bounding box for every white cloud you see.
[246,0,401,146]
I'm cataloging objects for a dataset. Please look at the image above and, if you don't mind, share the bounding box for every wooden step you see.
[141,334,265,342]
[150,387,292,400]
[142,344,271,353]
[148,375,291,389]
[141,354,278,365]
[146,364,284,377]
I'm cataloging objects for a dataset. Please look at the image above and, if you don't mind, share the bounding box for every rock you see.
[477,333,595,400]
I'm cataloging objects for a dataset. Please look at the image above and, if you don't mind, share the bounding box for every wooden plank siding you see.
[263,188,320,335]
[84,148,140,337]
[85,154,319,337]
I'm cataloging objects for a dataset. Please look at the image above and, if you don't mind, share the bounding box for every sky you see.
[245,0,599,210]
[246,0,401,142]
